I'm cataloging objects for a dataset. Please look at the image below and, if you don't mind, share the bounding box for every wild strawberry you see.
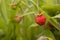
[14,15,22,23]
[48,22,54,28]
[35,14,46,26]
[11,3,17,10]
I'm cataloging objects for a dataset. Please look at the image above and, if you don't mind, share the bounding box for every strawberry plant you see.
[0,0,60,40]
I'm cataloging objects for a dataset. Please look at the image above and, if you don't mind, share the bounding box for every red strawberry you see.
[35,14,46,26]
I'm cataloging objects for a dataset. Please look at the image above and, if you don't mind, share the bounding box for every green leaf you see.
[1,0,9,23]
[53,14,60,18]
[43,29,56,40]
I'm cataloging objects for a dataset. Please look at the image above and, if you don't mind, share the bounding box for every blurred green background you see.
[0,0,60,40]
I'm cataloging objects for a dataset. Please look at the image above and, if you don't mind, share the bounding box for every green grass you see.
[0,0,60,40]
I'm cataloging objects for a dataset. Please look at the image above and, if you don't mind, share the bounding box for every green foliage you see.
[0,0,60,40]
